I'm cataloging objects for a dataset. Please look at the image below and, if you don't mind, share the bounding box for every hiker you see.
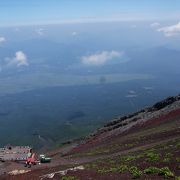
[25,148,36,168]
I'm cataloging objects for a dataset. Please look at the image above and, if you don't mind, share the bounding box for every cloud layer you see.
[0,36,6,43]
[157,22,180,37]
[36,28,44,36]
[72,31,78,36]
[7,51,29,67]
[150,22,160,28]
[81,50,123,66]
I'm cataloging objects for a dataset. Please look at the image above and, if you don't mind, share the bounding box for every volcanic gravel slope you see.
[1,94,180,180]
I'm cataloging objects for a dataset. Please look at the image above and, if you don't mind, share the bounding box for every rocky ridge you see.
[87,94,180,140]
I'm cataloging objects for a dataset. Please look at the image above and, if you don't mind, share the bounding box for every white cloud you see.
[36,28,44,36]
[6,51,28,67]
[125,94,138,98]
[14,27,21,32]
[150,22,161,28]
[143,87,154,90]
[157,22,180,37]
[81,50,123,66]
[126,90,137,98]
[128,90,136,94]
[131,25,137,28]
[72,31,78,36]
[0,36,6,43]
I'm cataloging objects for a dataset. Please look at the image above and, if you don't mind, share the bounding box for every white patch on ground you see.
[8,169,31,175]
[40,165,85,179]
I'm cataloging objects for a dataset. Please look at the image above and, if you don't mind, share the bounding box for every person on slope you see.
[25,148,36,168]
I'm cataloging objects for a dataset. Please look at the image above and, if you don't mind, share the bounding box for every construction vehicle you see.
[39,154,51,163]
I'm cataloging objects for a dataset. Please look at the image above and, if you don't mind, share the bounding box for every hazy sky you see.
[0,0,180,26]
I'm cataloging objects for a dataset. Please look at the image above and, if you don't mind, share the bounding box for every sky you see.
[0,0,180,26]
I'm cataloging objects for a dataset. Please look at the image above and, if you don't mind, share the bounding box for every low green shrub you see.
[129,166,138,172]
[144,167,160,174]
[136,154,144,159]
[61,176,79,180]
[129,166,142,179]
[163,153,173,162]
[144,166,174,178]
[159,167,174,178]
[98,168,112,174]
[146,152,160,162]
[176,142,180,148]
[117,165,128,173]
[176,157,180,162]
[109,167,119,173]
[122,155,136,162]
[163,158,170,162]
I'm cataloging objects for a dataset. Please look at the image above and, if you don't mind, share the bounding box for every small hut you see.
[0,145,31,161]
